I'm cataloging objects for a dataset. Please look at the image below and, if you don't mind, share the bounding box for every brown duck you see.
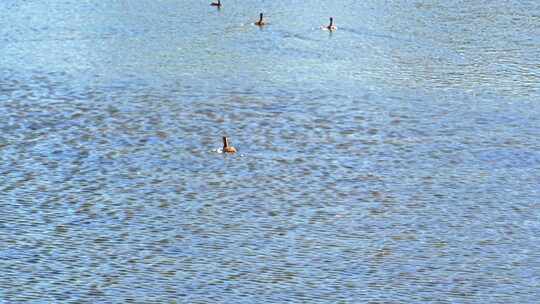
[222,136,237,153]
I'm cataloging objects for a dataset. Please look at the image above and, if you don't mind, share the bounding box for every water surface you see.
[1,0,539,303]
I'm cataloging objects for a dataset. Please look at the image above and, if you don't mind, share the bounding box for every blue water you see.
[1,0,540,303]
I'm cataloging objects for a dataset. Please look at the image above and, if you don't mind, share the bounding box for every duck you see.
[325,17,337,31]
[210,0,221,7]
[222,136,237,153]
[254,13,267,26]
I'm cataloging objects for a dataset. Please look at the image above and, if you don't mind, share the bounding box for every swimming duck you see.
[325,17,337,31]
[222,136,237,153]
[210,0,221,7]
[254,13,267,26]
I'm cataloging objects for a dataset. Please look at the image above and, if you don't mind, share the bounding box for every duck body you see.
[210,0,221,6]
[325,17,337,31]
[222,136,237,153]
[254,13,267,26]
[223,146,237,153]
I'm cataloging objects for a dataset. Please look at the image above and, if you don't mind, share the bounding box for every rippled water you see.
[1,0,540,302]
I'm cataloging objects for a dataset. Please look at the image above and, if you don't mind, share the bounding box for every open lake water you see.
[1,0,540,303]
